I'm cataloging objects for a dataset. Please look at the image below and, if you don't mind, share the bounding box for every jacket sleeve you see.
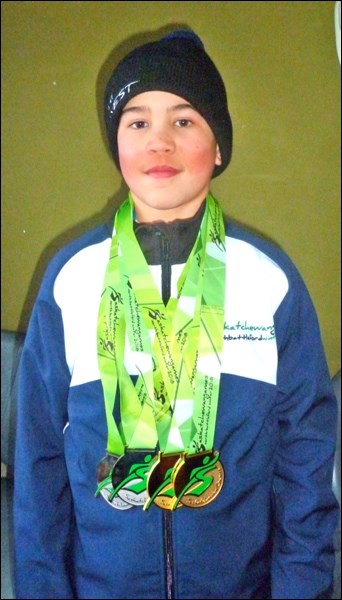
[14,271,75,599]
[271,267,339,599]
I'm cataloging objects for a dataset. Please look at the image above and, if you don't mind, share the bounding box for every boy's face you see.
[117,91,221,222]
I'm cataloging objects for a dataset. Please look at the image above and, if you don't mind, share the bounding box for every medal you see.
[144,452,183,511]
[95,453,132,510]
[172,451,224,509]
[110,450,156,507]
[96,452,119,483]
[97,194,227,512]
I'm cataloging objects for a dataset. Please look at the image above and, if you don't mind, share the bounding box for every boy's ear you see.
[215,145,222,166]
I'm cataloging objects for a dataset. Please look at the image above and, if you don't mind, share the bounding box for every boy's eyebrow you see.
[121,102,195,115]
[168,103,194,112]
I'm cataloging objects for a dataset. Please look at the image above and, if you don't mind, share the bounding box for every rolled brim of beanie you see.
[104,39,233,178]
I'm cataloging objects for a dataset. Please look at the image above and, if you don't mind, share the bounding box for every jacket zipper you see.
[163,511,175,599]
[161,235,171,306]
[159,232,175,599]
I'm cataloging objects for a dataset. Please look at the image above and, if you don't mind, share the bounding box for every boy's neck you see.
[132,194,208,224]
[134,200,206,227]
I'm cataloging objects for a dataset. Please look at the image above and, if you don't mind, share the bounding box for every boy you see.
[14,29,338,599]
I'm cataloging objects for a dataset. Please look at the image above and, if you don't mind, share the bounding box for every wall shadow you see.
[16,21,194,333]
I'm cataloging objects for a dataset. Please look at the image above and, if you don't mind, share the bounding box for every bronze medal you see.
[144,452,183,511]
[172,450,224,509]
[95,452,132,510]
[110,450,156,507]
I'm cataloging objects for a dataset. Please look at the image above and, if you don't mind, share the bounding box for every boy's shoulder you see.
[225,220,298,277]
[43,220,113,284]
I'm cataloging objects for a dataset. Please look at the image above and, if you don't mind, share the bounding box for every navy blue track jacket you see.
[14,208,339,599]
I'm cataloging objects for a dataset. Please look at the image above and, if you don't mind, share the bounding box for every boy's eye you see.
[175,119,192,127]
[130,121,148,129]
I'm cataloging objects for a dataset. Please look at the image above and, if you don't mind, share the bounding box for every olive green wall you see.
[2,1,340,375]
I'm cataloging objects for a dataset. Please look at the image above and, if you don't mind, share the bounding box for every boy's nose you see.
[146,129,175,153]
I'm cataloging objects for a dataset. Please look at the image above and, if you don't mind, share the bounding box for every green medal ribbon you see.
[97,193,226,466]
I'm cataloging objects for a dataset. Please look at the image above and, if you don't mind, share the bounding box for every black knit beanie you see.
[104,29,233,178]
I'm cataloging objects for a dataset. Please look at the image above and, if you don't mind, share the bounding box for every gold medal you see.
[172,451,224,509]
[144,452,183,510]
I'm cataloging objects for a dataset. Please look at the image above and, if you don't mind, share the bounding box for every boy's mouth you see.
[145,165,181,178]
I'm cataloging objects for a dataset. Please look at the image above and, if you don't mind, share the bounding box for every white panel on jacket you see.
[54,235,288,388]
